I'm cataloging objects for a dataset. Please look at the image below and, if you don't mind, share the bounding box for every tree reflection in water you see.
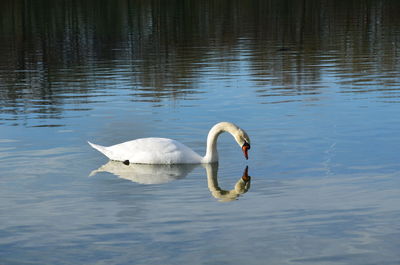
[1,0,399,124]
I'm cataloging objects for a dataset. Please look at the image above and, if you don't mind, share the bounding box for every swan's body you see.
[88,122,250,164]
[88,138,203,164]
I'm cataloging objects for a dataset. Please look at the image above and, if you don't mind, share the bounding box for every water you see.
[1,1,400,264]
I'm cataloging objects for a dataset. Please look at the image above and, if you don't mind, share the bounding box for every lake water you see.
[1,1,400,264]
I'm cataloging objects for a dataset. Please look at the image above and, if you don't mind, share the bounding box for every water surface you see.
[1,1,400,264]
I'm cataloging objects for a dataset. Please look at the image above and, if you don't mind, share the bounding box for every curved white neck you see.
[202,122,239,163]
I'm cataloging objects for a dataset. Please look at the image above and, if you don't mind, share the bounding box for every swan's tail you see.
[88,141,114,160]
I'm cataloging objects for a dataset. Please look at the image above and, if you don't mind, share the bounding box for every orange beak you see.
[242,142,250,160]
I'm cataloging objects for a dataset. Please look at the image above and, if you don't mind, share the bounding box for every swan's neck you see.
[202,122,239,163]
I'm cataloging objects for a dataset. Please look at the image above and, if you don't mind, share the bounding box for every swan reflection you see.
[90,162,251,201]
[89,161,197,184]
[206,164,251,202]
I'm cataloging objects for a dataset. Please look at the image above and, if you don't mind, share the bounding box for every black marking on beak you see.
[243,142,250,150]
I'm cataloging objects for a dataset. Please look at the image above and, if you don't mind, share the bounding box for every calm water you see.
[1,1,400,264]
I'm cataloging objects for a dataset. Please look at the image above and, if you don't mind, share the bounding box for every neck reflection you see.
[205,164,251,202]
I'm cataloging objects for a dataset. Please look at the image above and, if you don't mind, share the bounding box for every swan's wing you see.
[100,138,202,164]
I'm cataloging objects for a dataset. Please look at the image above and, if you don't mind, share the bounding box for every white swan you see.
[88,122,250,164]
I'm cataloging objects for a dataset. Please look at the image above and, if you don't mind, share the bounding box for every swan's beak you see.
[242,142,250,160]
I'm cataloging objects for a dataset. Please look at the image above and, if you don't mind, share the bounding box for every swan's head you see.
[234,128,251,160]
[208,122,251,161]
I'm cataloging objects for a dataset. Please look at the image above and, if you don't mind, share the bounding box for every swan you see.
[88,121,251,164]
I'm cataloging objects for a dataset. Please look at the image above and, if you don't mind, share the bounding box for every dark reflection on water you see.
[1,0,400,125]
